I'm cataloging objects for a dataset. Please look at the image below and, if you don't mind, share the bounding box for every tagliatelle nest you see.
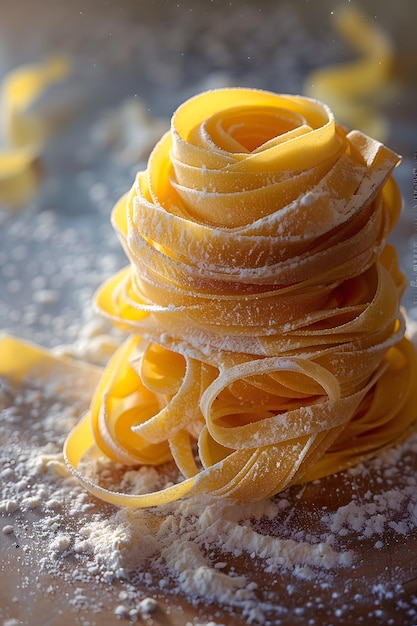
[5,88,416,508]
[62,89,417,507]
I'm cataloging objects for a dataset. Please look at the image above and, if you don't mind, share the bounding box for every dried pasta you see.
[60,88,417,507]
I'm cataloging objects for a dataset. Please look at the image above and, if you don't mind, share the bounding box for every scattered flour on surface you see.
[2,369,417,624]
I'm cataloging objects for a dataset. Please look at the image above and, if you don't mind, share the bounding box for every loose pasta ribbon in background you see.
[304,6,393,141]
[55,88,416,506]
[0,56,70,209]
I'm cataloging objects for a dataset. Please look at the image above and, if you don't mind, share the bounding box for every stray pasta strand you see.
[0,56,70,208]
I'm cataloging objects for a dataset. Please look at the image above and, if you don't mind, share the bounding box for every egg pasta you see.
[30,89,417,505]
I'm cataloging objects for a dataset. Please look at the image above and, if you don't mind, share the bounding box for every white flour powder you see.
[1,340,417,625]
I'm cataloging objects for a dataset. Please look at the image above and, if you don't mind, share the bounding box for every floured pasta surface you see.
[60,88,417,507]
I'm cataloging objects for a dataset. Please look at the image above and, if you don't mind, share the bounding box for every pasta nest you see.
[65,89,417,507]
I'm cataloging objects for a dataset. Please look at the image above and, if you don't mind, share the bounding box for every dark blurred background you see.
[0,0,415,153]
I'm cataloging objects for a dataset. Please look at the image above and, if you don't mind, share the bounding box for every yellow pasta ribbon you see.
[304,6,393,140]
[58,88,417,507]
[0,56,69,208]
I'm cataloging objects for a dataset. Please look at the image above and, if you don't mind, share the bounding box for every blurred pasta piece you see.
[92,97,168,166]
[304,6,393,140]
[0,56,70,209]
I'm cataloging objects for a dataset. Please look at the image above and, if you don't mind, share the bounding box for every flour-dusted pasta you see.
[17,88,417,506]
[62,89,417,506]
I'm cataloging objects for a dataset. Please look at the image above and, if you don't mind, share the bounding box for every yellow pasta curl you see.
[61,88,417,507]
[0,56,69,208]
[304,6,393,140]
